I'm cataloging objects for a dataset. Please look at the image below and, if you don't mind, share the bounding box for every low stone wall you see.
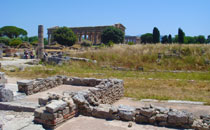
[33,77,124,129]
[32,76,209,130]
[34,99,77,129]
[17,76,64,95]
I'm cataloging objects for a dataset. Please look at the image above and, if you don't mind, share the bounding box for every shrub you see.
[128,42,134,45]
[0,37,11,45]
[141,33,153,43]
[101,26,124,44]
[52,27,77,46]
[9,38,22,47]
[107,41,114,47]
[81,40,92,47]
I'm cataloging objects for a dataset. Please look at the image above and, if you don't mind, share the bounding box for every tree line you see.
[0,26,48,47]
[141,27,210,44]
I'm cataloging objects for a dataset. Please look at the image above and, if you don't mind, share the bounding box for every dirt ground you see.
[56,115,176,130]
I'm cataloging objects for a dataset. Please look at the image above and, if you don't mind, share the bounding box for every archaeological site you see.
[0,1,210,130]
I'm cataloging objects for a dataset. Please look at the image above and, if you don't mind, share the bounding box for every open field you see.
[3,44,210,104]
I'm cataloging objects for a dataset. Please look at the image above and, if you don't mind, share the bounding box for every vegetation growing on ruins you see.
[101,27,124,44]
[9,38,22,47]
[52,27,77,46]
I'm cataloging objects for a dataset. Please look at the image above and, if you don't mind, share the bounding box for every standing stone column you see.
[37,25,44,59]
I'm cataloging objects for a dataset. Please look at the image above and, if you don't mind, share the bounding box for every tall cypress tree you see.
[178,28,185,43]
[168,34,172,44]
[153,27,160,43]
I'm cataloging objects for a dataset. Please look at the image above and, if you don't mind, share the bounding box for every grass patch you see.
[3,62,210,103]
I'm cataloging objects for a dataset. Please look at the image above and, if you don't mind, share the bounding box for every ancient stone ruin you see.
[37,25,45,59]
[47,23,126,44]
[15,76,210,129]
[0,72,13,102]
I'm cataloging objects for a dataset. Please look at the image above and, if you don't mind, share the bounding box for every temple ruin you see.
[125,35,141,44]
[47,23,126,44]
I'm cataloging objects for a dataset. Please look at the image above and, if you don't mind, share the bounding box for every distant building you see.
[47,23,126,44]
[124,35,141,44]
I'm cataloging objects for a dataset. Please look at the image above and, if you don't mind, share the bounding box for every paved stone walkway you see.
[0,110,44,130]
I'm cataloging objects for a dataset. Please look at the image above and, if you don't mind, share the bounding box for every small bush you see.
[128,42,134,45]
[9,38,22,47]
[81,40,92,47]
[107,41,114,47]
[0,37,11,45]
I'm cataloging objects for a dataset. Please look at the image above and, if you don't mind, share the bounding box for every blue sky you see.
[1,0,209,37]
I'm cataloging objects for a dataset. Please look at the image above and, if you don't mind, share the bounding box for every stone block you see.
[118,105,136,121]
[40,111,55,120]
[39,97,49,106]
[17,80,34,86]
[0,88,14,102]
[139,108,157,118]
[46,100,67,113]
[156,114,168,122]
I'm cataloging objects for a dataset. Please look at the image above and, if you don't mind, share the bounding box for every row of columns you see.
[77,32,101,44]
[125,38,136,43]
[47,31,102,45]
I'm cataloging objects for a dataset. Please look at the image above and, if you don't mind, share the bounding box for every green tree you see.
[172,35,178,43]
[161,35,168,44]
[0,30,3,37]
[184,36,196,44]
[9,38,22,47]
[178,28,185,43]
[101,26,124,44]
[153,27,160,43]
[0,26,27,38]
[141,33,153,44]
[52,27,77,46]
[28,36,38,43]
[0,37,11,45]
[168,34,172,43]
[206,35,210,43]
[196,35,206,44]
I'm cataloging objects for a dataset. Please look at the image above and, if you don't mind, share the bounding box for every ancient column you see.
[37,25,44,59]
[92,32,95,44]
[95,32,98,44]
[84,32,87,40]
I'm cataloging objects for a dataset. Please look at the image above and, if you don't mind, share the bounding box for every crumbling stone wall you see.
[31,76,209,130]
[32,77,124,129]
[17,76,64,95]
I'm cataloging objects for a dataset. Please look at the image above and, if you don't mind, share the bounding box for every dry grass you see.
[3,44,210,104]
[70,44,210,71]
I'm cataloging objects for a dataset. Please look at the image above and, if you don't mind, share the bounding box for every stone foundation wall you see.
[17,76,64,95]
[33,77,124,129]
[34,99,77,129]
[32,76,209,130]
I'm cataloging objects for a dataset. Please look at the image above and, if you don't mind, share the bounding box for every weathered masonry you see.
[47,23,126,44]
[125,35,141,44]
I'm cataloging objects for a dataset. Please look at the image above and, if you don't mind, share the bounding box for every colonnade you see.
[76,32,101,44]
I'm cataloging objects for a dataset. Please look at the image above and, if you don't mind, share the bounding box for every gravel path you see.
[0,57,36,69]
